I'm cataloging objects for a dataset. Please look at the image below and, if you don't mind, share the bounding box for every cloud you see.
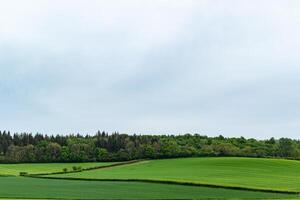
[0,0,300,138]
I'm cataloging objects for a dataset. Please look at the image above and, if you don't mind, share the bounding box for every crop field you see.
[0,162,117,176]
[0,176,297,199]
[1,157,300,199]
[49,157,300,192]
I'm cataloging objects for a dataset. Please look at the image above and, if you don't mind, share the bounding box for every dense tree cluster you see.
[0,131,300,163]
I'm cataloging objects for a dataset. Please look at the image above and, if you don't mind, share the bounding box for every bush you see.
[72,166,82,171]
[19,172,28,176]
[63,168,68,173]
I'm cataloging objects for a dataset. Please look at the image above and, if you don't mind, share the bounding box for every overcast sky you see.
[1,0,300,138]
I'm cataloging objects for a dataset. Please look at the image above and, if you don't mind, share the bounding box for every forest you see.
[0,131,299,163]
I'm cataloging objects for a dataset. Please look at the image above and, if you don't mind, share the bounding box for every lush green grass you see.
[0,176,297,199]
[50,157,300,192]
[0,162,117,176]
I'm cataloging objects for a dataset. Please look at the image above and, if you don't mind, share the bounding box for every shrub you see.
[63,168,68,173]
[19,172,28,176]
[72,166,82,171]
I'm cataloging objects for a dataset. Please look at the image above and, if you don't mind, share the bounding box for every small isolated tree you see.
[77,166,82,171]
[63,168,68,173]
[19,172,28,176]
[72,166,82,171]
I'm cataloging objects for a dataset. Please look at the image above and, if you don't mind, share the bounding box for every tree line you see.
[0,130,300,163]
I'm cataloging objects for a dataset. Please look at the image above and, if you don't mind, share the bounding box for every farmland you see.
[1,157,300,199]
[0,176,297,199]
[0,162,117,176]
[49,157,300,192]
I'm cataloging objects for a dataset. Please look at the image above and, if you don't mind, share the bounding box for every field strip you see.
[26,176,300,195]
[0,196,220,200]
[0,174,15,177]
[0,198,222,200]
[25,160,145,176]
[0,198,192,200]
[0,198,66,200]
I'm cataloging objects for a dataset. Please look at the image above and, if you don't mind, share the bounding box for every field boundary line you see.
[22,160,145,176]
[26,176,300,195]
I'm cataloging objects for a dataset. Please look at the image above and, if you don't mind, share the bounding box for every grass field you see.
[0,162,117,176]
[49,157,300,192]
[1,157,300,199]
[0,176,297,199]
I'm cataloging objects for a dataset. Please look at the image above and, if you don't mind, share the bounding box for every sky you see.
[0,0,300,139]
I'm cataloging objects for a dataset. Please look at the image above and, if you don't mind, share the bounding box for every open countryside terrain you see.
[2,0,300,199]
[0,162,117,176]
[1,176,295,200]
[48,157,300,193]
[1,157,300,199]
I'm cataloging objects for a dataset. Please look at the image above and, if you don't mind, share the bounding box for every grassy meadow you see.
[0,162,117,176]
[0,176,297,200]
[49,157,300,192]
[1,157,300,199]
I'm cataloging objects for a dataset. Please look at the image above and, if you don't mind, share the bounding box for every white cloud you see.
[1,0,300,138]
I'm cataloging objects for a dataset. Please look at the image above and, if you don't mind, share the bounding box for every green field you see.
[0,176,297,199]
[1,157,300,199]
[0,162,117,176]
[49,157,300,192]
